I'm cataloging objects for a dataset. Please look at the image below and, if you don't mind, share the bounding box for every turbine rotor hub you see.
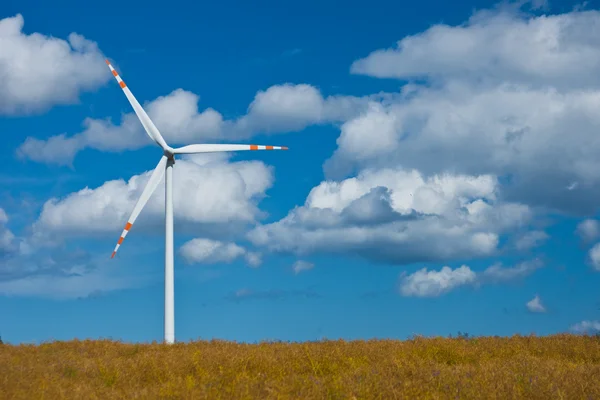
[164,148,175,160]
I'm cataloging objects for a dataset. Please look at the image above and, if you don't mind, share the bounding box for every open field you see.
[1,334,600,399]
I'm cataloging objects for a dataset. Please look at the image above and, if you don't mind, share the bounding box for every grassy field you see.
[1,334,600,399]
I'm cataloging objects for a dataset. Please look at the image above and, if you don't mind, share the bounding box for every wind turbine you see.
[105,59,287,344]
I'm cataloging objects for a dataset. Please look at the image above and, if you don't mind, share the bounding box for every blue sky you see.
[2,0,600,344]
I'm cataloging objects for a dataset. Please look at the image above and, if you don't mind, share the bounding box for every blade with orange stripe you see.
[105,59,170,151]
[172,144,288,154]
[111,155,168,258]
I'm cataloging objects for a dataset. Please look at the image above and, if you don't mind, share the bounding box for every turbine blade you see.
[105,59,170,151]
[172,144,289,154]
[111,155,168,258]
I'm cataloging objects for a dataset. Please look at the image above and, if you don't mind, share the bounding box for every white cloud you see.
[331,103,400,163]
[256,4,600,272]
[320,9,600,216]
[324,82,600,214]
[0,14,109,115]
[526,294,546,313]
[17,134,85,167]
[479,259,544,283]
[292,260,314,274]
[34,156,273,236]
[398,259,543,297]
[239,84,325,132]
[350,8,600,89]
[515,230,548,251]
[577,219,600,242]
[249,167,530,265]
[245,252,263,268]
[0,208,16,256]
[399,265,476,297]
[570,320,600,334]
[180,238,260,267]
[588,243,600,271]
[17,3,600,301]
[18,84,377,166]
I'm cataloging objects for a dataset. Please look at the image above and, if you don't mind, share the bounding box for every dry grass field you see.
[1,334,600,399]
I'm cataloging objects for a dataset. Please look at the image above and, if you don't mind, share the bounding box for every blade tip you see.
[111,251,116,259]
[282,146,288,150]
[105,59,111,65]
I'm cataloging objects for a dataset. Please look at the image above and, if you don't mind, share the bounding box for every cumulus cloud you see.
[350,8,600,89]
[399,265,476,297]
[479,259,544,283]
[274,4,600,273]
[577,219,600,242]
[570,320,600,334]
[13,154,270,297]
[249,167,530,265]
[18,84,378,166]
[292,260,314,274]
[0,208,17,257]
[398,259,543,297]
[588,243,600,271]
[180,238,245,264]
[244,252,263,268]
[34,156,273,237]
[324,82,600,214]
[526,294,546,313]
[0,14,109,114]
[16,3,600,300]
[180,238,261,267]
[319,8,600,216]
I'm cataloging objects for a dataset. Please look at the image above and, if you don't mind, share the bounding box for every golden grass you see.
[1,334,600,399]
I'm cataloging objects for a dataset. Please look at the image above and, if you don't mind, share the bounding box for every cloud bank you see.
[398,259,543,297]
[0,14,109,115]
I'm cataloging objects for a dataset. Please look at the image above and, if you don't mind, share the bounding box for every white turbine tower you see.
[105,59,287,344]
